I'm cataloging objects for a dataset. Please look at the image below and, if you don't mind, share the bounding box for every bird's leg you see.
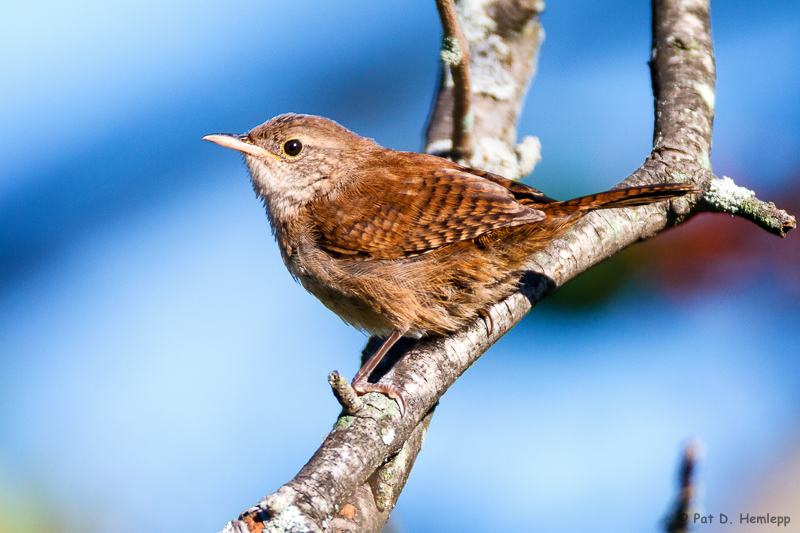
[351,326,409,415]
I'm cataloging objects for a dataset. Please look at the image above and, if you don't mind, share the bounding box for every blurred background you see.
[1,1,798,532]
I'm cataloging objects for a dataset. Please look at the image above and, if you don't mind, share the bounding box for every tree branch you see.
[664,442,702,533]
[703,176,795,237]
[434,0,474,159]
[218,1,794,531]
[647,0,795,235]
[425,0,544,179]
[328,371,364,416]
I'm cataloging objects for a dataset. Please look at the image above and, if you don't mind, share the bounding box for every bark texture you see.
[218,1,795,532]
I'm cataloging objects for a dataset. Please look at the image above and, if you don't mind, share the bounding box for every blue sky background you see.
[1,1,798,532]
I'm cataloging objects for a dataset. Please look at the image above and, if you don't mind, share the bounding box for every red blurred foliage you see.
[628,182,799,299]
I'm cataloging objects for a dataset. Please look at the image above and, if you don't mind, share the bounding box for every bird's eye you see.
[283,139,303,157]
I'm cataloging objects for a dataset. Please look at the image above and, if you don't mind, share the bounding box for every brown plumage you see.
[203,114,697,414]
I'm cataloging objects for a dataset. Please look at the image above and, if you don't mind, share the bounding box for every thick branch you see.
[327,408,435,533]
[219,1,794,532]
[648,0,795,235]
[651,0,715,162]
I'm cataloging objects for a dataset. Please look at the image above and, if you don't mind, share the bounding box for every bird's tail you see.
[545,183,697,214]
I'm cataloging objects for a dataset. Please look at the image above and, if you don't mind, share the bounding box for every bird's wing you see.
[310,167,546,260]
[459,166,559,204]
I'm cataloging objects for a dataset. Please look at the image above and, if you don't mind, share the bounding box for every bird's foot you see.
[351,379,406,417]
[477,307,494,335]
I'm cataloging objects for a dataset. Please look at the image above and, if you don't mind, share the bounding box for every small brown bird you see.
[204,114,695,413]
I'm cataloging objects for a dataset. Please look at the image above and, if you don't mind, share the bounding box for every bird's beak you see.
[202,133,282,162]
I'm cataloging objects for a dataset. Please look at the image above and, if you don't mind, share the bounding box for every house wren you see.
[203,113,696,414]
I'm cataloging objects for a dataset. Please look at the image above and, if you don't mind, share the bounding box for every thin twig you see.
[664,442,702,533]
[434,0,473,160]
[328,371,364,415]
[702,175,795,237]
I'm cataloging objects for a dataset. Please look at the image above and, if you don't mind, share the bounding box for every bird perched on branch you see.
[204,113,696,414]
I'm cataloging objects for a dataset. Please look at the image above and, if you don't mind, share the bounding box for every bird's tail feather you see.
[549,183,697,213]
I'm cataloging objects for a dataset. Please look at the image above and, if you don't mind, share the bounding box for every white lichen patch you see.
[470,137,519,178]
[457,0,496,41]
[440,36,462,66]
[515,135,542,177]
[706,176,755,214]
[262,505,308,533]
[694,82,715,113]
[252,488,313,533]
[381,427,396,446]
[471,34,516,100]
